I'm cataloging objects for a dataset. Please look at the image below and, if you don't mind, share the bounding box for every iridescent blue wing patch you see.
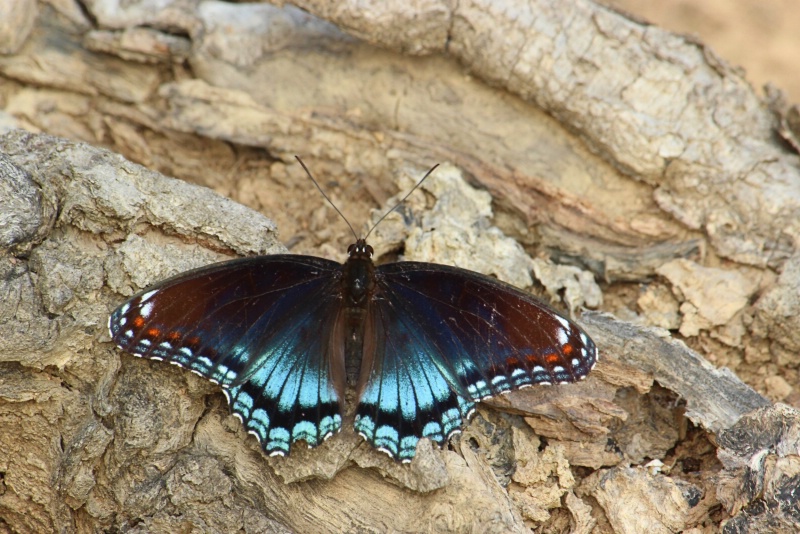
[354,298,476,462]
[108,256,345,457]
[354,261,598,461]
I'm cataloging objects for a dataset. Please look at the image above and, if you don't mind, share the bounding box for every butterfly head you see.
[347,239,374,260]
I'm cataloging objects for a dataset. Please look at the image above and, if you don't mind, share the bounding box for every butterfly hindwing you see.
[353,261,597,461]
[354,299,476,462]
[108,255,346,456]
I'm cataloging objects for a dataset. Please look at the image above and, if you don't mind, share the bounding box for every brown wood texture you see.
[1,1,799,532]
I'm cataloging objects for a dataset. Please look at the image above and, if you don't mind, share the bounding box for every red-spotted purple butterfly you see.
[108,160,598,462]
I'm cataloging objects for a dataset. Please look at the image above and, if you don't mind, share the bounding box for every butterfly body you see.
[340,241,377,389]
[109,238,597,462]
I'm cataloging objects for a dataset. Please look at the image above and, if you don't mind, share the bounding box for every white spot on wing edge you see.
[446,428,463,438]
[140,301,154,318]
[557,328,568,346]
[139,290,159,303]
[376,446,396,460]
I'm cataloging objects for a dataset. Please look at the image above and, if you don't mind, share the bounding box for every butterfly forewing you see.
[352,261,597,460]
[383,262,596,389]
[108,255,347,457]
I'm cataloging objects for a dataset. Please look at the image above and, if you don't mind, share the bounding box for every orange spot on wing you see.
[563,344,574,356]
[167,331,182,342]
[146,328,161,338]
[133,316,145,328]
[545,353,560,364]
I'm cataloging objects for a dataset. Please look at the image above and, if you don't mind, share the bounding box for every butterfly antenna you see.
[295,156,359,241]
[364,163,439,240]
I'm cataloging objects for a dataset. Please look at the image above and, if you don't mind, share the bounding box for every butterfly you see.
[108,162,598,463]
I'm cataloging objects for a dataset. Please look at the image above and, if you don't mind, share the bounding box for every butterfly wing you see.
[354,261,597,462]
[108,255,347,457]
[354,295,476,461]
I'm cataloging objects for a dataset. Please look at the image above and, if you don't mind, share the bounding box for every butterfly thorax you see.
[342,240,376,308]
[341,239,377,387]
